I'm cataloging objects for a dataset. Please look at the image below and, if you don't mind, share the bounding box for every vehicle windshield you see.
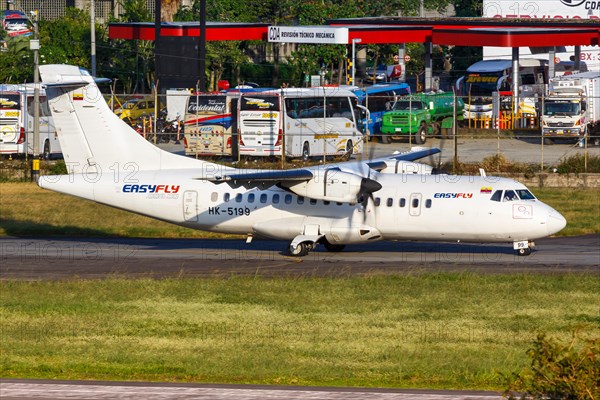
[122,101,140,110]
[543,101,580,116]
[392,100,425,111]
[241,96,280,112]
[464,74,502,96]
[187,95,227,114]
[4,18,28,29]
[0,94,20,109]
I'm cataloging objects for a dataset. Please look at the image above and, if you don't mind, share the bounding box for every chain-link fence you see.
[2,90,598,175]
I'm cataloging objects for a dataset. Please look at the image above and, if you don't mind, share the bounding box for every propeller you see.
[357,176,382,222]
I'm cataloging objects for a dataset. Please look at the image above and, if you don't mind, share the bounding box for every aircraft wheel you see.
[301,142,310,161]
[415,124,427,144]
[516,247,532,256]
[289,241,311,257]
[324,242,346,252]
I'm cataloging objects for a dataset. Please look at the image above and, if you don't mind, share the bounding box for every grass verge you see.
[0,183,598,238]
[1,274,598,389]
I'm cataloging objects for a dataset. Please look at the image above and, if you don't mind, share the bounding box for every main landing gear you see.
[514,240,535,256]
[288,236,346,257]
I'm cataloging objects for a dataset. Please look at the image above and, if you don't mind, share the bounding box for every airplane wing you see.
[202,147,440,190]
[204,169,314,189]
[356,147,441,172]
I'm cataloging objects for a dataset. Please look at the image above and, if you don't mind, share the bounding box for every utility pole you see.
[90,0,96,76]
[31,9,40,181]
[199,0,206,92]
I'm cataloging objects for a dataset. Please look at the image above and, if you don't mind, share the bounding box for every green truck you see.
[380,92,464,144]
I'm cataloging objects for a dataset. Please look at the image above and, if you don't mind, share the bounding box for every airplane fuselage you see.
[40,170,565,247]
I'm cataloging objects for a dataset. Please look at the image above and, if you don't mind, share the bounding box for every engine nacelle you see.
[284,169,365,203]
[379,160,434,175]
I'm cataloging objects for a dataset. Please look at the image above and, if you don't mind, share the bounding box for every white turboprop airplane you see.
[37,65,566,257]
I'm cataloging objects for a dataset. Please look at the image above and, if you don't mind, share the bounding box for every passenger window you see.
[374,197,381,207]
[285,194,292,204]
[224,193,230,202]
[211,192,218,202]
[387,198,393,207]
[412,198,419,208]
[235,193,243,203]
[491,190,502,202]
[503,190,518,202]
[425,199,432,208]
[248,193,255,203]
[272,194,280,204]
[399,198,406,207]
[260,194,267,203]
[310,198,317,205]
[297,196,304,204]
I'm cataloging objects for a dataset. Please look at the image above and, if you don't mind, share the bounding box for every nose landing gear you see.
[514,240,535,256]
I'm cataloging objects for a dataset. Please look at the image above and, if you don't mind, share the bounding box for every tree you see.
[161,0,182,22]
[0,36,32,83]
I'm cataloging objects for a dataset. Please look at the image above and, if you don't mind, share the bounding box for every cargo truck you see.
[541,72,600,145]
[380,92,464,144]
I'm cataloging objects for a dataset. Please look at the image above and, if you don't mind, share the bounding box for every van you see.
[0,84,61,158]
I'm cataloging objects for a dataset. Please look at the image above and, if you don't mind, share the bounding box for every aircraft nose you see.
[547,210,567,235]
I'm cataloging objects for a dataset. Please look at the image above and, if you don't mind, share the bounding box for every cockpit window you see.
[490,190,502,202]
[503,190,518,202]
[516,189,536,200]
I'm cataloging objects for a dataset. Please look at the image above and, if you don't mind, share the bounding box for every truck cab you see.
[380,92,464,144]
[541,72,600,144]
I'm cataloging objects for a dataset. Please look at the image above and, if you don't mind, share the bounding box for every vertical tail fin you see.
[40,64,211,173]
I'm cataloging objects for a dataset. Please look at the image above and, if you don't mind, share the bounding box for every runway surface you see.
[0,380,503,400]
[1,234,598,279]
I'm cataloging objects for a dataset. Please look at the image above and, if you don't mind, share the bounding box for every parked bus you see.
[351,83,410,136]
[455,59,548,119]
[238,87,365,160]
[183,93,237,157]
[0,84,61,158]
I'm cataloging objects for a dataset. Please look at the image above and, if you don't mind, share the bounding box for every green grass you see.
[1,274,599,389]
[1,183,598,237]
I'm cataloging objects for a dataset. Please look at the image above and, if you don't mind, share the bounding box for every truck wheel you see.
[344,140,353,160]
[543,138,554,145]
[380,135,390,144]
[42,140,50,160]
[301,142,310,161]
[415,124,427,145]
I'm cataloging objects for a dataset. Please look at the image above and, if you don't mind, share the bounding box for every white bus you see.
[239,87,365,160]
[0,84,61,158]
[455,59,550,119]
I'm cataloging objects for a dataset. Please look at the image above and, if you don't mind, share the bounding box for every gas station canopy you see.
[109,18,600,48]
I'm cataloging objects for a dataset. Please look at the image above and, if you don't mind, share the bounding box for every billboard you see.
[268,26,349,44]
[482,0,599,71]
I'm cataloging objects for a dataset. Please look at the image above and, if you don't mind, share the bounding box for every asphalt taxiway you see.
[0,380,503,400]
[1,234,598,280]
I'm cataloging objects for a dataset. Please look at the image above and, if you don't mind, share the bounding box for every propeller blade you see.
[360,177,382,195]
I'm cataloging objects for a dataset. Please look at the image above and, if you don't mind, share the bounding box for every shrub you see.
[556,154,600,174]
[504,332,600,400]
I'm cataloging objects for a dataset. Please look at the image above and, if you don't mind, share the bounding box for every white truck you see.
[541,72,600,145]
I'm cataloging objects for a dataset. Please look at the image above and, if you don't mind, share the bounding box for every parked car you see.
[114,98,161,122]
